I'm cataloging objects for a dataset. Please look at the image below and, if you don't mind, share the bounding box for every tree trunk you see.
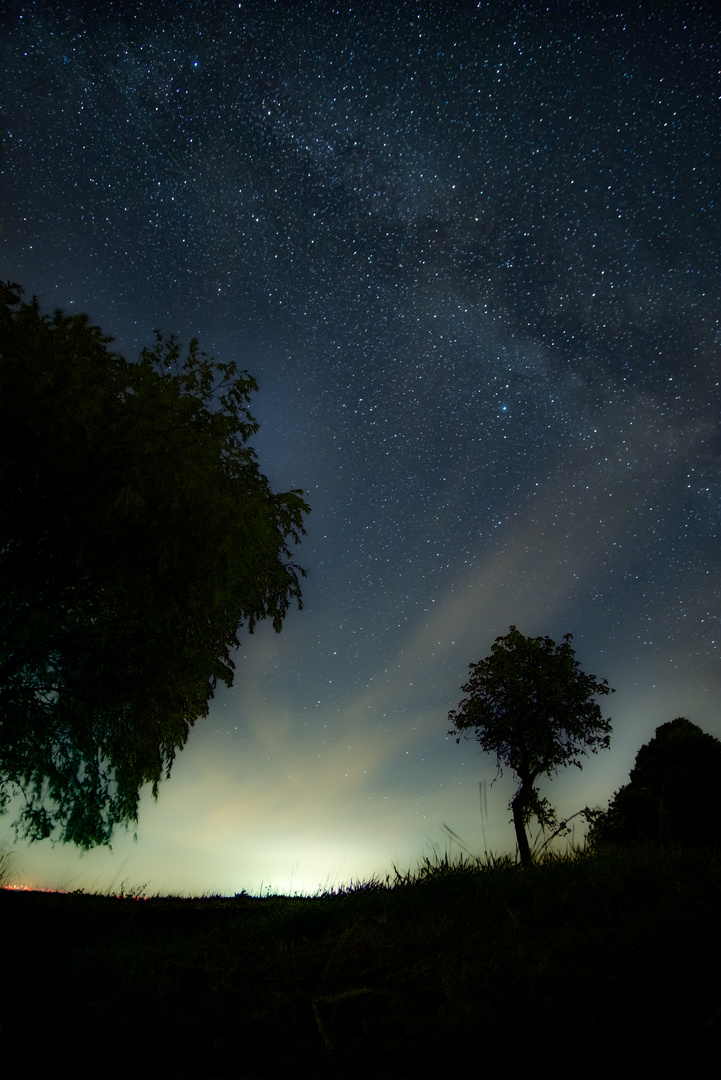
[512,787,533,867]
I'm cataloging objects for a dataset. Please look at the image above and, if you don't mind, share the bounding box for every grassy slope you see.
[1,846,719,1079]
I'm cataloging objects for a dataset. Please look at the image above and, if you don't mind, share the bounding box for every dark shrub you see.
[589,718,721,848]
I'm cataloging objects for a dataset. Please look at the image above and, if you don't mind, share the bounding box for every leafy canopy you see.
[449,626,613,863]
[0,283,310,848]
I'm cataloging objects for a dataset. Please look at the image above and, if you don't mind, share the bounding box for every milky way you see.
[3,1,720,894]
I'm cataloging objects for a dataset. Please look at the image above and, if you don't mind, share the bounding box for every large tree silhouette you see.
[0,283,310,847]
[449,626,613,865]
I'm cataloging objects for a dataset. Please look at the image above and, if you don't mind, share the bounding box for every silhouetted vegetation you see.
[449,626,613,865]
[1,844,718,1079]
[0,284,309,848]
[587,717,721,850]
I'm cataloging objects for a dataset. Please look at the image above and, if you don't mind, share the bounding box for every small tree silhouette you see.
[449,626,613,866]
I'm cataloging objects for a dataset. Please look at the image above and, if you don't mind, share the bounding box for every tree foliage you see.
[0,282,310,847]
[587,717,721,850]
[449,626,613,865]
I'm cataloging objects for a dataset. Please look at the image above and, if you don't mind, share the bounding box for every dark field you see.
[1,847,718,1079]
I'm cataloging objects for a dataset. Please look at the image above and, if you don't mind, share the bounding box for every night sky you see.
[3,0,719,896]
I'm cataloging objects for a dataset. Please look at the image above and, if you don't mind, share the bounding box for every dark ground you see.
[1,847,718,1079]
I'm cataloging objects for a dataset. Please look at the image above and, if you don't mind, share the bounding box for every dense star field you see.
[3,0,720,895]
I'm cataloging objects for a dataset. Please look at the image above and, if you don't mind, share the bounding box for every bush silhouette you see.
[589,717,721,848]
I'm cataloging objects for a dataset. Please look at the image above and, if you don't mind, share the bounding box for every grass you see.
[1,843,719,1079]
